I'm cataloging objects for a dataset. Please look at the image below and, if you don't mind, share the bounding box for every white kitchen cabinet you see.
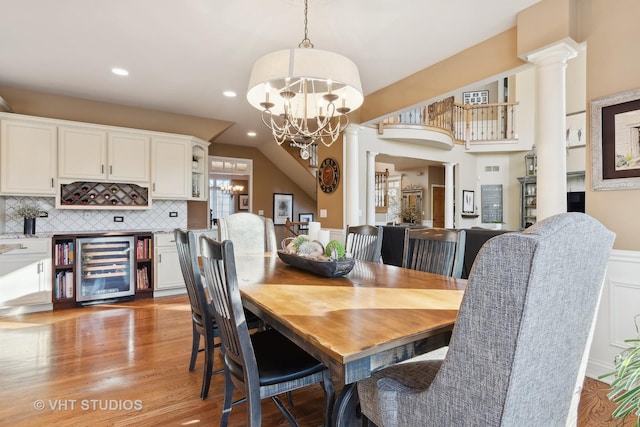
[154,233,186,295]
[58,125,107,180]
[108,132,150,182]
[0,118,57,196]
[0,238,52,315]
[58,125,150,183]
[151,137,190,199]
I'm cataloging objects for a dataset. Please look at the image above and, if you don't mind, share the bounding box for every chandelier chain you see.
[299,0,313,48]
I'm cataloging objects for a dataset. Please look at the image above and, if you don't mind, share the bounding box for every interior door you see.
[432,186,445,228]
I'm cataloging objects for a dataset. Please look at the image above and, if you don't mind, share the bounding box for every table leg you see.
[331,383,362,427]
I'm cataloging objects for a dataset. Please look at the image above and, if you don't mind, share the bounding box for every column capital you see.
[345,124,361,135]
[526,39,579,66]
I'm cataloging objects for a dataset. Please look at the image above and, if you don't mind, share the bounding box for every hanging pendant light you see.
[246,0,363,150]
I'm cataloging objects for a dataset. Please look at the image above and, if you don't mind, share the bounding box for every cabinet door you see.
[58,125,107,180]
[108,132,150,183]
[152,137,189,199]
[0,240,52,310]
[0,119,57,195]
[154,241,185,290]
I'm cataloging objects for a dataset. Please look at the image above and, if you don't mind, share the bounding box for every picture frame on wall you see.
[273,193,293,225]
[298,213,313,230]
[462,190,475,214]
[591,88,640,190]
[462,90,489,105]
[238,194,249,211]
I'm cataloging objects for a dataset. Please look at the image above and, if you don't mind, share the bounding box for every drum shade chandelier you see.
[247,0,363,156]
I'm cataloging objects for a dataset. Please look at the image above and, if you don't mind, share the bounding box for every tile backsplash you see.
[3,197,188,234]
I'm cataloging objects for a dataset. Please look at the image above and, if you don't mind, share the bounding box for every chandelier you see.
[246,0,363,156]
[219,184,244,195]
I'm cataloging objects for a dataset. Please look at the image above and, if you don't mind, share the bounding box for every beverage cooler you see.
[76,235,135,302]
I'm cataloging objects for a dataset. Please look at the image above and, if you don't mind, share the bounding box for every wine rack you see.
[60,181,149,207]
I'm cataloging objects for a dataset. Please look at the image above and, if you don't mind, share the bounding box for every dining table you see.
[232,252,467,427]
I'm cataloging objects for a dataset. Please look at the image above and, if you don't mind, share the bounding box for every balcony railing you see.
[376,96,519,146]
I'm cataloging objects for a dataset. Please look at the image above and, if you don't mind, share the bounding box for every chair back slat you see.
[200,236,259,389]
[402,228,466,278]
[174,229,208,327]
[346,224,383,262]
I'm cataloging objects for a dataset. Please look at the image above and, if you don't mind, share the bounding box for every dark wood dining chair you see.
[402,227,466,278]
[199,235,335,427]
[358,213,615,427]
[174,228,221,400]
[345,224,383,263]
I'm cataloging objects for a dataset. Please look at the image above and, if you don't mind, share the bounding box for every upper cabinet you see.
[58,125,150,183]
[0,118,57,196]
[0,112,209,204]
[151,136,209,201]
[151,137,190,199]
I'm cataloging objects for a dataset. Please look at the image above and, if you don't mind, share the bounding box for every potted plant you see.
[401,205,418,224]
[600,317,640,426]
[13,202,42,235]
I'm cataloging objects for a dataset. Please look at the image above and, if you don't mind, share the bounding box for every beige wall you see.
[360,28,527,124]
[0,85,232,141]
[316,142,344,230]
[579,0,640,250]
[516,0,579,57]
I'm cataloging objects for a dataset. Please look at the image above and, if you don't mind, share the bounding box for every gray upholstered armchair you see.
[217,212,277,254]
[357,213,615,426]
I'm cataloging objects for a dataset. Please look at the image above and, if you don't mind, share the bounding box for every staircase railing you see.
[376,97,519,145]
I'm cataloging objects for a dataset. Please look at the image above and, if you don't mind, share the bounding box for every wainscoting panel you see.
[587,249,640,381]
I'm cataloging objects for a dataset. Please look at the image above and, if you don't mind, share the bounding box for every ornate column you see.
[344,126,360,227]
[526,41,578,221]
[366,151,377,225]
[443,162,455,228]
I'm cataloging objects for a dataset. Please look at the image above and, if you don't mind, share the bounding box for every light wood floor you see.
[0,295,630,426]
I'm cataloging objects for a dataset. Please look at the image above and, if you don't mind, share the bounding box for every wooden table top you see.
[235,253,466,384]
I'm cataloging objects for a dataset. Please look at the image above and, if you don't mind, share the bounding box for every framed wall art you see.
[462,190,475,214]
[298,213,313,230]
[238,194,249,211]
[591,88,640,190]
[462,90,489,105]
[273,193,293,225]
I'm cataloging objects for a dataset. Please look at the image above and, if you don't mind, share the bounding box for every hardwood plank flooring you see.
[0,295,631,426]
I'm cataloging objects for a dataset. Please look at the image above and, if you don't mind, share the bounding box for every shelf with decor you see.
[52,235,76,309]
[191,142,208,201]
[517,171,585,230]
[135,233,154,298]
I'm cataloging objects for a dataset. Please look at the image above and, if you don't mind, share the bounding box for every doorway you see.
[209,156,253,227]
[432,185,445,228]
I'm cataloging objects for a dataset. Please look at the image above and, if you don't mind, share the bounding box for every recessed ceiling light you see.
[247,131,257,137]
[223,90,237,98]
[111,67,129,76]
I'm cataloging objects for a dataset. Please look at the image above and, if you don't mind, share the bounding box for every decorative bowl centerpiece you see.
[278,236,355,278]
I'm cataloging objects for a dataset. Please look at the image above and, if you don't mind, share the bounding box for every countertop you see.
[0,228,215,240]
[0,243,25,253]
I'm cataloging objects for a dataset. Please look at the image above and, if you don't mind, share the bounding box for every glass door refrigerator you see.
[76,235,135,302]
